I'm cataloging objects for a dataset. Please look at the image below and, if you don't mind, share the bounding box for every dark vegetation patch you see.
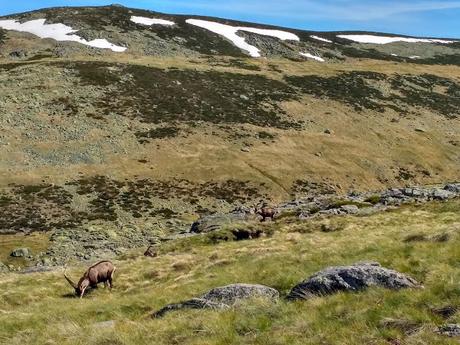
[0,176,267,234]
[53,96,80,116]
[205,57,262,71]
[26,51,54,61]
[390,74,460,118]
[0,184,77,234]
[285,72,460,118]
[65,61,300,129]
[135,126,180,143]
[286,71,397,113]
[257,131,275,140]
[161,224,274,253]
[151,208,177,218]
[397,168,416,181]
[412,54,460,66]
[339,46,402,62]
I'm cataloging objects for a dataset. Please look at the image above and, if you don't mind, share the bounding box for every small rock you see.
[287,261,420,300]
[436,324,460,337]
[431,189,453,200]
[324,129,333,134]
[241,147,250,152]
[340,204,359,214]
[10,248,30,258]
[444,183,460,193]
[415,127,426,133]
[240,94,249,101]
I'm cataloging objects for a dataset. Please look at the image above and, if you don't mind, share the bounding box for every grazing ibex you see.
[144,245,158,258]
[255,206,277,222]
[64,261,116,298]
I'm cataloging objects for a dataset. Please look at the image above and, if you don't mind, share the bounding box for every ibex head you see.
[64,269,89,298]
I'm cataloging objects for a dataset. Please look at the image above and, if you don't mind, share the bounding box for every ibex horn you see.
[64,269,77,289]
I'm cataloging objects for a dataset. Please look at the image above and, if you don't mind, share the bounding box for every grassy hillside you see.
[0,55,459,238]
[1,199,459,344]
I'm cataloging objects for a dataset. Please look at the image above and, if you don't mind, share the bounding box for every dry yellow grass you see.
[0,200,459,344]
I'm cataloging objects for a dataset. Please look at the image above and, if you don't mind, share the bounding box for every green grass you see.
[1,200,459,344]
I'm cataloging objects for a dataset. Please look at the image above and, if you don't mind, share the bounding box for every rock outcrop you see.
[10,248,30,258]
[190,212,249,234]
[152,283,279,317]
[287,261,420,300]
[436,324,460,337]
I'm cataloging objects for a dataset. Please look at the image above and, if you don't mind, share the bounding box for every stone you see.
[287,261,420,300]
[436,324,460,337]
[340,204,359,214]
[190,213,248,234]
[152,283,279,317]
[10,248,30,258]
[324,129,333,134]
[431,189,453,200]
[444,183,460,193]
[9,50,28,59]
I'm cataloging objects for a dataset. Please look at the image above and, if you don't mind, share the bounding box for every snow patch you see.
[0,19,126,52]
[337,34,453,45]
[310,35,332,43]
[186,19,299,57]
[300,52,325,62]
[130,16,175,26]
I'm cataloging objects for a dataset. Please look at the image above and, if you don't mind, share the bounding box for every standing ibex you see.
[64,261,116,298]
[254,205,277,222]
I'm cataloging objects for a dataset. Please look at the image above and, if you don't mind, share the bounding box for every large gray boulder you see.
[152,283,279,317]
[287,261,420,300]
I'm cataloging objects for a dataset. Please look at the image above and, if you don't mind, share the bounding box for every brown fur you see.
[255,207,277,222]
[64,261,116,298]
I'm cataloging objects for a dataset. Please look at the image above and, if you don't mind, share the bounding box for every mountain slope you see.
[0,5,459,257]
[1,200,459,344]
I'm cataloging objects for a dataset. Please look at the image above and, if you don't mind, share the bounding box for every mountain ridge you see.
[2,4,459,41]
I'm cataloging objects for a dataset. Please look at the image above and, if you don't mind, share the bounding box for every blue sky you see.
[0,0,459,38]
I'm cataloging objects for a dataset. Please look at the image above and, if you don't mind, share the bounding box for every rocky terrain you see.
[0,5,459,344]
[0,4,459,268]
